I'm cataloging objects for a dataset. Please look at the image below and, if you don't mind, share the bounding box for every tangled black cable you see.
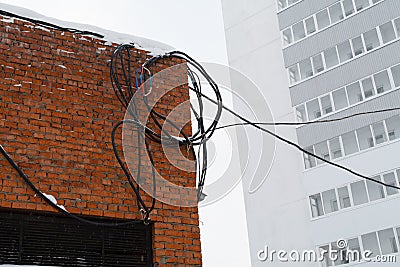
[110,44,223,221]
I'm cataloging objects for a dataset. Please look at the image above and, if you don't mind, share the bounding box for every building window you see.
[306,99,321,120]
[316,9,330,30]
[296,104,307,122]
[324,47,339,69]
[343,0,355,16]
[357,125,374,150]
[278,0,288,10]
[305,16,316,34]
[331,241,349,265]
[394,18,400,37]
[299,58,313,79]
[390,64,400,87]
[321,95,333,115]
[338,186,352,209]
[304,146,316,169]
[354,0,370,11]
[363,28,380,51]
[372,121,387,145]
[289,65,300,84]
[347,238,361,262]
[322,189,339,214]
[383,172,399,196]
[346,82,363,105]
[366,176,385,201]
[351,36,365,56]
[283,28,293,46]
[378,228,398,255]
[361,232,381,256]
[373,70,391,93]
[312,54,325,73]
[288,0,300,5]
[351,181,369,206]
[337,40,353,63]
[380,21,396,44]
[293,21,306,42]
[385,116,400,141]
[314,141,330,164]
[361,77,376,98]
[329,137,342,159]
[342,131,359,155]
[332,88,349,110]
[319,245,332,267]
[329,3,344,24]
[310,194,324,217]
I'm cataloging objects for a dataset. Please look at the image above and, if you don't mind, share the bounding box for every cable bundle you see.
[110,44,223,221]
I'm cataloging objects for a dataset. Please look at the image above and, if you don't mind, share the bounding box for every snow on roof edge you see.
[0,3,175,56]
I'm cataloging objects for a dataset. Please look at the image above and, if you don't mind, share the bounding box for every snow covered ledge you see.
[0,3,174,56]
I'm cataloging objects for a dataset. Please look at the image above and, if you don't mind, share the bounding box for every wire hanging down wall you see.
[1,40,400,226]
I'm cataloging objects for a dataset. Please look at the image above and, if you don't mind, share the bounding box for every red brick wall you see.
[0,15,201,266]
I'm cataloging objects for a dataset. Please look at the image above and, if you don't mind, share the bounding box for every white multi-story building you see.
[222,0,400,266]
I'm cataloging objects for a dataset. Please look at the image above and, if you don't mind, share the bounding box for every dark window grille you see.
[0,208,152,267]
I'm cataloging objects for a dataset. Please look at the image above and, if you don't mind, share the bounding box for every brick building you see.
[0,6,201,267]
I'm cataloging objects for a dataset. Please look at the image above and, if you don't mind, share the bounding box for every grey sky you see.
[0,1,251,266]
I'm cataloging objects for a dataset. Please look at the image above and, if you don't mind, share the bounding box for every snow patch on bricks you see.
[0,3,174,56]
[42,193,68,212]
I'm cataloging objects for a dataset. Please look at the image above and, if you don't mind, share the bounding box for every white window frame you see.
[388,65,397,89]
[293,20,307,42]
[360,76,377,99]
[304,15,317,35]
[282,27,294,47]
[309,193,326,218]
[382,120,391,141]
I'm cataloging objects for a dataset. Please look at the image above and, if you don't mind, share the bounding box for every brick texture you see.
[0,15,201,266]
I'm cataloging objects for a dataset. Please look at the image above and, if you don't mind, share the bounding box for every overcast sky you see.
[0,1,251,266]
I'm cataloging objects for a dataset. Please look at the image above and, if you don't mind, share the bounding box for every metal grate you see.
[0,208,152,266]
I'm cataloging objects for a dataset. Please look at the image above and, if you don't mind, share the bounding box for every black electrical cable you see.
[0,9,104,38]
[215,107,400,129]
[0,145,146,227]
[185,85,400,190]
